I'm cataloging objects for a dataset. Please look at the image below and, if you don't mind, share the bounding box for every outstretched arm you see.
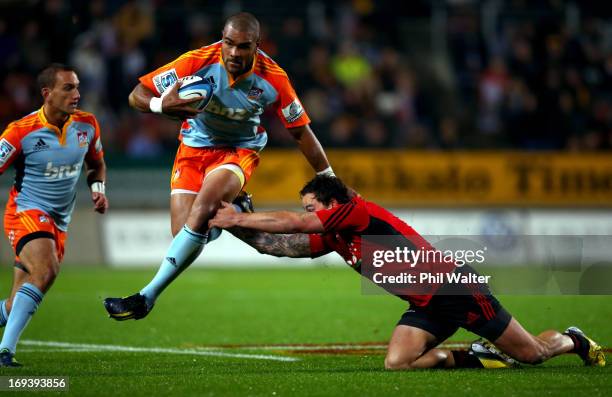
[228,227,312,258]
[287,124,332,174]
[209,202,324,234]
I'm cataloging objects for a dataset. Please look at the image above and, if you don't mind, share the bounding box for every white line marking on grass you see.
[237,344,388,351]
[206,342,468,351]
[20,340,299,362]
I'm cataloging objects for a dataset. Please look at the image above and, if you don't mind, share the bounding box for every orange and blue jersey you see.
[0,109,104,231]
[138,42,310,151]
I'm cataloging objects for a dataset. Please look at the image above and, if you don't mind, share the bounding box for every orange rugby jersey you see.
[139,42,310,151]
[0,109,104,231]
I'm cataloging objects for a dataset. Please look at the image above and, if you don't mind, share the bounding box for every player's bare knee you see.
[384,354,414,370]
[30,262,60,290]
[384,357,400,370]
[39,268,59,288]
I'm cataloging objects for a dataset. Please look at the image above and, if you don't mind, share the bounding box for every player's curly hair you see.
[300,175,350,206]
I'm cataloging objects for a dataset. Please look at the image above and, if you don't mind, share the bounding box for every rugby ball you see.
[178,75,213,111]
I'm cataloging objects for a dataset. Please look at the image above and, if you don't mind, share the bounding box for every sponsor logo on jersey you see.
[44,162,82,179]
[39,215,49,223]
[281,98,304,123]
[33,138,50,152]
[94,137,103,153]
[0,138,16,166]
[153,68,179,94]
[247,87,264,100]
[206,99,261,121]
[77,131,89,147]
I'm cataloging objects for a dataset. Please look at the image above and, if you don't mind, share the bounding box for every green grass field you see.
[0,266,610,396]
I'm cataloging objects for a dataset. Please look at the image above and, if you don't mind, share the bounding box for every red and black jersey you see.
[308,196,456,306]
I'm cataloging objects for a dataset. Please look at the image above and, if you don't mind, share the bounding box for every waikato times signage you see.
[248,150,612,206]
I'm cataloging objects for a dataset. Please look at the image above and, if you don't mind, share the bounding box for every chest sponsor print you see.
[33,138,50,152]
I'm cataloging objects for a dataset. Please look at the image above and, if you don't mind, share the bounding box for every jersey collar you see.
[37,107,71,146]
[220,52,257,87]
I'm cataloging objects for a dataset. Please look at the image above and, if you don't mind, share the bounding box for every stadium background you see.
[1,0,610,266]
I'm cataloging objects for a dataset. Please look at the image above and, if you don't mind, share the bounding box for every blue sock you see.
[0,299,8,327]
[0,283,43,354]
[140,225,206,306]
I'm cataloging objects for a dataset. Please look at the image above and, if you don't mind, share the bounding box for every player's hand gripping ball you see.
[178,76,214,111]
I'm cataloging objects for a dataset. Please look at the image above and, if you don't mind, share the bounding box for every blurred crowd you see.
[0,0,610,159]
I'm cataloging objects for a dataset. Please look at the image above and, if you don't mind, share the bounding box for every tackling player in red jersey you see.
[210,175,605,370]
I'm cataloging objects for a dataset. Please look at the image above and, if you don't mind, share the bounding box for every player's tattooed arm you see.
[229,227,311,258]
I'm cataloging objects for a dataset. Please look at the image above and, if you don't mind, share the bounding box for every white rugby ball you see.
[178,75,213,111]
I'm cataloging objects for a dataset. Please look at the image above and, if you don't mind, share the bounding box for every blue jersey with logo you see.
[0,108,104,231]
[139,42,310,151]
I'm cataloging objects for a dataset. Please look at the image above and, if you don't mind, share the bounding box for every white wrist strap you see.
[150,83,177,114]
[149,97,163,114]
[317,166,335,177]
[90,181,105,194]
